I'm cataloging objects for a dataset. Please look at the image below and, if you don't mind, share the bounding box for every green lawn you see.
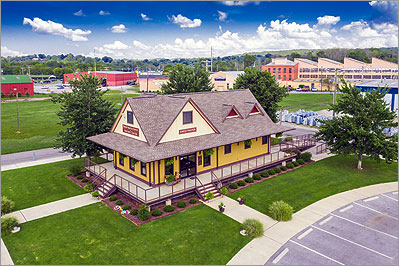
[3,203,250,265]
[229,155,398,216]
[280,93,341,111]
[1,92,139,154]
[1,159,86,210]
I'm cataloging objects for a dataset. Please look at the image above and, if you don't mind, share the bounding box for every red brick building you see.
[64,71,137,86]
[1,75,34,96]
[261,58,299,82]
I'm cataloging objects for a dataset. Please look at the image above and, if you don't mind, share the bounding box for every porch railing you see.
[316,143,328,154]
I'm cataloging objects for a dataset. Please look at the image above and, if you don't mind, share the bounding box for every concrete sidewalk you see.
[2,155,75,171]
[1,239,14,265]
[207,182,398,265]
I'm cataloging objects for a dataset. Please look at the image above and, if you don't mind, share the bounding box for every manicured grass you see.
[280,93,341,111]
[229,155,398,216]
[1,159,86,210]
[3,203,250,265]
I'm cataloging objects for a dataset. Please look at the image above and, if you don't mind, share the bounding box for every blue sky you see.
[1,1,398,59]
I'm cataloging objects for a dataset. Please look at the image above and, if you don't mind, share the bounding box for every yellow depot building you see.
[86,90,294,205]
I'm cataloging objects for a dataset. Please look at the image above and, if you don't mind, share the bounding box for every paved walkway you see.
[205,182,398,265]
[1,239,14,265]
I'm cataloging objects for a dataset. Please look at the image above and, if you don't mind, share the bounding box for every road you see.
[1,148,73,168]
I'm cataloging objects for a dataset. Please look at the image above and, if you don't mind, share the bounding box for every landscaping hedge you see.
[122,205,131,210]
[253,174,261,180]
[300,152,312,162]
[1,216,19,236]
[130,209,138,215]
[76,175,83,180]
[280,166,287,171]
[81,178,88,183]
[177,201,187,208]
[297,159,305,165]
[115,200,124,206]
[245,177,254,183]
[286,163,294,169]
[151,209,162,217]
[109,195,117,201]
[274,167,281,174]
[261,172,269,178]
[293,161,300,167]
[1,196,15,215]
[164,205,175,212]
[138,205,150,221]
[267,169,275,175]
[229,183,238,189]
[241,219,264,239]
[189,198,197,204]
[237,180,246,186]
[268,201,293,221]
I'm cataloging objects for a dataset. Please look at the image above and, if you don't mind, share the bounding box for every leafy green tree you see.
[290,52,301,59]
[347,49,370,63]
[314,80,397,170]
[233,68,288,122]
[243,54,256,68]
[52,74,117,157]
[161,63,213,94]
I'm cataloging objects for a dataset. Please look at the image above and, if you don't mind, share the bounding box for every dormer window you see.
[226,108,239,118]
[249,105,261,115]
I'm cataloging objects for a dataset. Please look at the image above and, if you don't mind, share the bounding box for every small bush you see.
[81,178,88,183]
[241,219,264,239]
[130,209,138,215]
[267,169,275,175]
[115,200,124,206]
[91,191,99,197]
[1,216,19,236]
[76,175,83,180]
[269,200,294,221]
[253,174,261,180]
[274,167,282,174]
[83,183,93,192]
[26,92,30,97]
[189,198,197,204]
[237,180,246,186]
[245,177,254,183]
[122,205,131,210]
[69,165,82,176]
[293,161,300,167]
[280,166,287,171]
[152,209,163,217]
[297,159,305,165]
[220,186,229,195]
[205,192,214,200]
[164,205,175,212]
[109,195,117,201]
[1,196,15,215]
[300,152,312,162]
[286,163,294,169]
[177,201,187,208]
[261,172,269,178]
[229,183,238,189]
[138,205,150,220]
[16,92,22,97]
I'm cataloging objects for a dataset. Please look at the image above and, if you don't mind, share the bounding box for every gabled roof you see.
[0,75,33,84]
[266,60,297,66]
[88,89,293,162]
[319,58,343,65]
[295,58,318,65]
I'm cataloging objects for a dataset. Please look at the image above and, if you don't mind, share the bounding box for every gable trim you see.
[111,99,129,132]
[246,102,264,118]
[222,105,244,122]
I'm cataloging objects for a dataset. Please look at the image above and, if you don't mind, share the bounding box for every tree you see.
[290,52,301,59]
[314,80,397,170]
[233,68,288,122]
[161,63,213,94]
[52,74,117,157]
[243,54,256,68]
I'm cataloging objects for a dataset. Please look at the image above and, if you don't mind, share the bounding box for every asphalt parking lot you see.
[266,191,398,265]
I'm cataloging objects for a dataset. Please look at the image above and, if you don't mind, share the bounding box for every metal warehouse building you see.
[356,80,398,112]
[64,71,137,86]
[1,75,34,96]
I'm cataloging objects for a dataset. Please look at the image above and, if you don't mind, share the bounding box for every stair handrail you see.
[194,176,206,201]
[210,171,222,189]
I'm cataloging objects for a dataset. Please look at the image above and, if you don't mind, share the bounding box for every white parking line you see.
[319,216,333,225]
[392,192,398,195]
[380,193,398,202]
[330,213,398,239]
[311,225,394,260]
[339,205,353,213]
[289,240,345,265]
[298,228,313,240]
[272,248,289,264]
[353,202,398,220]
[364,196,379,202]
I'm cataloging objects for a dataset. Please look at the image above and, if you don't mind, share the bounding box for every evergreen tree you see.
[233,68,288,122]
[52,74,117,157]
[314,80,398,169]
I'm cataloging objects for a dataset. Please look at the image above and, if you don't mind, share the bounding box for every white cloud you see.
[99,10,110,15]
[369,1,398,22]
[317,15,340,25]
[23,17,91,41]
[169,14,202,28]
[141,13,152,21]
[111,24,127,33]
[89,41,130,58]
[103,41,129,50]
[73,10,85,16]
[217,11,228,22]
[221,1,259,6]
[1,46,26,57]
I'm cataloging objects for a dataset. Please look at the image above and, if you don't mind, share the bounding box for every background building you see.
[356,80,398,112]
[210,71,244,91]
[1,75,34,96]
[138,74,169,92]
[64,71,137,86]
[261,58,299,88]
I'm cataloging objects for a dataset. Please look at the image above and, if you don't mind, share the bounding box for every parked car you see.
[296,87,302,92]
[127,80,136,85]
[57,85,64,89]
[311,87,318,92]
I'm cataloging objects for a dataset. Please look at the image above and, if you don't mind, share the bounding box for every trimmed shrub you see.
[1,196,15,215]
[267,169,275,176]
[81,178,88,183]
[297,159,305,165]
[16,92,22,97]
[26,92,30,97]
[189,198,197,204]
[164,205,175,212]
[280,166,287,171]
[241,219,264,239]
[269,201,294,221]
[69,165,82,176]
[245,177,254,183]
[286,163,294,169]
[205,192,214,200]
[274,167,282,174]
[115,200,124,206]
[237,180,246,186]
[261,172,269,178]
[300,152,312,162]
[177,201,187,208]
[76,175,83,180]
[1,92,5,98]
[229,183,238,189]
[220,186,229,195]
[293,161,300,167]
[130,209,138,215]
[122,205,131,210]
[253,174,261,180]
[83,183,93,192]
[152,209,163,217]
[1,216,19,236]
[109,195,117,201]
[138,205,150,221]
[91,191,99,197]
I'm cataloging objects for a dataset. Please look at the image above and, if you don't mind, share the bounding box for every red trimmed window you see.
[250,106,260,114]
[227,108,239,118]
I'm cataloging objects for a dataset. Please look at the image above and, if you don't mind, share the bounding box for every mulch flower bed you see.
[102,192,202,226]
[67,172,103,188]
[226,160,314,194]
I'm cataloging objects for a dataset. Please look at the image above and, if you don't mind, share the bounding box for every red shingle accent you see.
[227,109,238,117]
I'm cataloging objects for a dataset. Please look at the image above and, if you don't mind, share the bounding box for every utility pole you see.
[27,65,31,76]
[210,46,213,72]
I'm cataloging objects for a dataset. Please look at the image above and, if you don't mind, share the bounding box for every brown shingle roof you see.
[88,89,293,162]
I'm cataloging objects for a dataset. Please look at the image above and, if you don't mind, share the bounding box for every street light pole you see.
[14,88,20,133]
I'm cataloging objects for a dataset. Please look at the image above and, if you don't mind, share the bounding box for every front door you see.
[179,154,196,178]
